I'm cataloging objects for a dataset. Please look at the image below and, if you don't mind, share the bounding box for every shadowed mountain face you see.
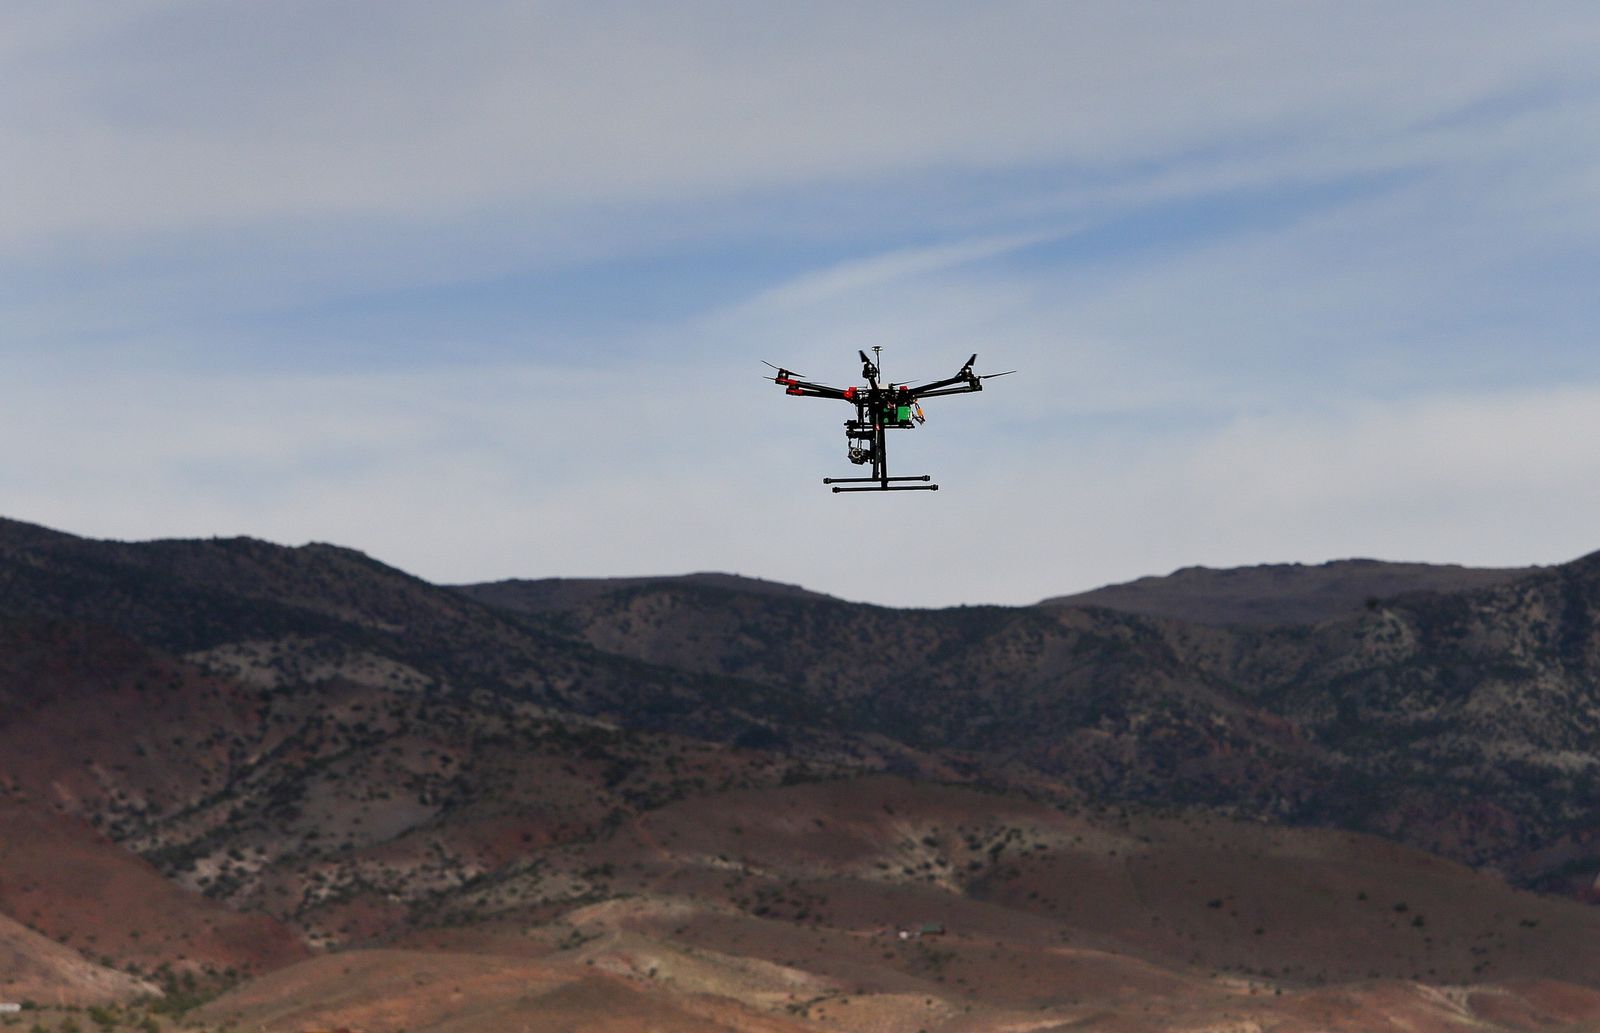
[5,515,1600,1030]
[1039,558,1541,627]
[3,516,1598,888]
[460,558,1600,888]
[459,573,832,614]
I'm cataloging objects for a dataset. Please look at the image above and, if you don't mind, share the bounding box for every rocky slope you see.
[467,555,1600,888]
[1039,557,1540,627]
[0,911,156,1006]
[5,516,1600,1029]
[6,516,1600,891]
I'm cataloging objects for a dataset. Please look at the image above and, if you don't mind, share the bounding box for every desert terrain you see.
[5,516,1600,1031]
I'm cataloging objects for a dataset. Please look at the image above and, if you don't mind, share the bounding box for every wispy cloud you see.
[7,3,1598,246]
[7,356,1599,606]
[739,230,1061,313]
[6,2,1600,602]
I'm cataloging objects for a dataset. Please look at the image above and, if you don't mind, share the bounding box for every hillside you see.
[463,557,1600,887]
[6,516,1600,1029]
[0,797,305,976]
[194,777,1600,1033]
[1039,558,1541,627]
[6,516,1600,888]
[0,912,155,1006]
[460,573,831,614]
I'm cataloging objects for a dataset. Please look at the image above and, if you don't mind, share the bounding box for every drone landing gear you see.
[825,379,943,492]
[824,475,938,493]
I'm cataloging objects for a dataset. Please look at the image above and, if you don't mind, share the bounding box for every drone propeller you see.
[979,369,1017,380]
[762,360,804,377]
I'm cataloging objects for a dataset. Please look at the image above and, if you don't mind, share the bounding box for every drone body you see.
[768,348,1012,492]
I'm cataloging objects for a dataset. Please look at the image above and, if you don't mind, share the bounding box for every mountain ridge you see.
[7,515,1600,1029]
[1039,556,1545,627]
[2,514,1594,875]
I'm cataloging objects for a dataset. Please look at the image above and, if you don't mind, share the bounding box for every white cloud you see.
[7,345,1599,607]
[738,230,1060,313]
[7,2,1600,605]
[6,1,1600,250]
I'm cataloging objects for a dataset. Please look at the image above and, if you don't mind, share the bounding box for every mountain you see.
[5,515,1600,1030]
[4,516,1598,888]
[1040,558,1541,627]
[0,911,155,1007]
[462,556,1600,889]
[196,777,1600,1033]
[459,573,832,614]
[0,795,306,977]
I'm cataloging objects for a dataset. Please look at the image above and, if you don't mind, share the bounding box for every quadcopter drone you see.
[767,348,1013,492]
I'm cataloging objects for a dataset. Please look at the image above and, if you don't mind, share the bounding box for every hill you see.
[1039,557,1540,627]
[0,797,306,977]
[0,911,155,1006]
[463,555,1600,888]
[195,777,1600,1033]
[6,516,1600,890]
[7,516,1600,1028]
[458,573,831,614]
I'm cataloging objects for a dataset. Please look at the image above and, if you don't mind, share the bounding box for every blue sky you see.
[7,1,1600,606]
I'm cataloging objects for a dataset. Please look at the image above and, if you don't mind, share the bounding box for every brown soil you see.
[0,798,306,974]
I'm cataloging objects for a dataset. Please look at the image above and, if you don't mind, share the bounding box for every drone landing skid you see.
[823,475,938,493]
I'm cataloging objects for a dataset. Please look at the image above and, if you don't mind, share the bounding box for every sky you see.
[7,1,1600,608]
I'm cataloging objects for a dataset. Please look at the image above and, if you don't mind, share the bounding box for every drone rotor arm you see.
[902,353,978,395]
[903,355,1016,398]
[911,384,983,399]
[901,375,966,395]
[776,378,853,400]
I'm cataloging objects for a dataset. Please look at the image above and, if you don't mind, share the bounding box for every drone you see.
[768,348,1013,492]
